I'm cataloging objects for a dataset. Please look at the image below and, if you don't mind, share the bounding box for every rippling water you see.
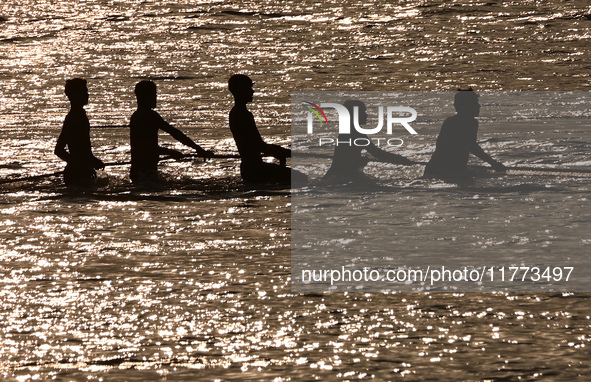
[1,1,590,380]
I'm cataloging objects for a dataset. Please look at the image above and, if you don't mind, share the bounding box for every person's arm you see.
[158,146,185,160]
[54,134,70,163]
[90,155,105,170]
[232,107,290,164]
[160,120,213,157]
[471,143,506,171]
[366,142,414,165]
[54,121,72,163]
[254,119,290,163]
[261,143,290,165]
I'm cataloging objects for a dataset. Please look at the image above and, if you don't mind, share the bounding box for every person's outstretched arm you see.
[90,155,105,170]
[366,142,415,165]
[161,122,213,157]
[236,111,290,163]
[230,106,290,164]
[262,142,290,161]
[471,143,506,171]
[158,146,185,159]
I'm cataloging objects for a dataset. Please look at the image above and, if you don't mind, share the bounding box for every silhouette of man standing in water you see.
[228,74,307,185]
[54,78,105,186]
[424,90,506,180]
[129,80,212,184]
[323,100,414,184]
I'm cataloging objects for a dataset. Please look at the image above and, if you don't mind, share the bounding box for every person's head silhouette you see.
[228,74,254,104]
[135,80,157,109]
[454,90,480,117]
[343,100,368,126]
[65,78,89,107]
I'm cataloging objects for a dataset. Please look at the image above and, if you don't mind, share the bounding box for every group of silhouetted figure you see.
[55,75,506,188]
[322,92,506,185]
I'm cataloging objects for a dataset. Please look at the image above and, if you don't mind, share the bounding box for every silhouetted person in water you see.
[424,90,506,180]
[129,80,213,184]
[228,74,307,185]
[323,100,414,184]
[54,78,105,186]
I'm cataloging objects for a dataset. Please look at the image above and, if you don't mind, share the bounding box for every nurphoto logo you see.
[303,101,418,147]
[304,101,418,134]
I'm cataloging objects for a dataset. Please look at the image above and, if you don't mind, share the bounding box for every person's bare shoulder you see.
[131,108,165,126]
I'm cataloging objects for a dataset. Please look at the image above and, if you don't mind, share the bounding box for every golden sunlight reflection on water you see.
[0,0,590,380]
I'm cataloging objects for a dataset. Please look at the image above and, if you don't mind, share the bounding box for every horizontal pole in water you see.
[466,164,591,175]
[0,170,63,185]
[3,156,591,185]
[409,160,591,175]
[103,153,242,167]
[0,152,291,184]
[103,152,333,167]
[94,125,129,129]
[506,165,591,174]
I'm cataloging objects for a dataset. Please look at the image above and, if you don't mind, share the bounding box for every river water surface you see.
[1,1,590,381]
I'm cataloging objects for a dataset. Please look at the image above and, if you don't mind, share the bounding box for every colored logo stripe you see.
[303,101,328,124]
